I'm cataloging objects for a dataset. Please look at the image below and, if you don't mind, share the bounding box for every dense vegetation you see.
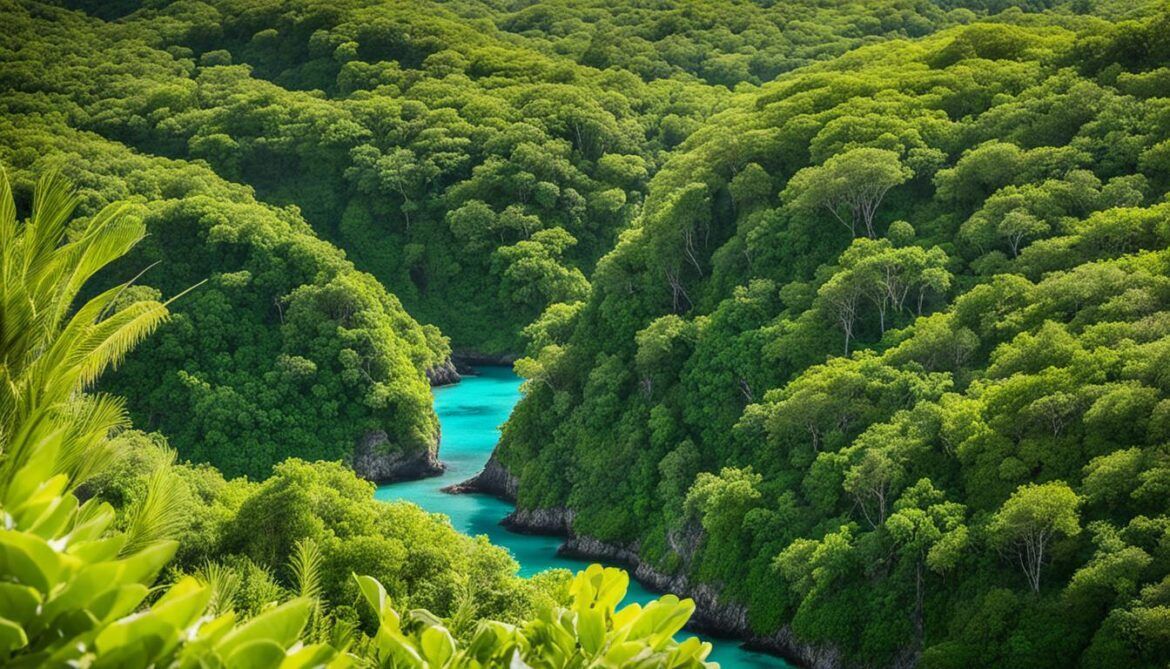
[9,0,1170,666]
[1,4,456,478]
[0,0,1031,480]
[499,7,1170,668]
[7,0,1057,354]
[0,168,715,668]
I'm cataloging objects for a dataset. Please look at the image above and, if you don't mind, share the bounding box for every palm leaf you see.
[120,450,186,556]
[289,538,324,601]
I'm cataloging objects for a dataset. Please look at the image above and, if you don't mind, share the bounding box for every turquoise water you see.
[374,366,792,668]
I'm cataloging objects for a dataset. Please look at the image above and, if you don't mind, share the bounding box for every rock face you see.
[501,506,573,535]
[452,351,518,372]
[452,457,887,668]
[425,358,462,387]
[442,452,518,499]
[350,429,444,483]
[556,534,844,669]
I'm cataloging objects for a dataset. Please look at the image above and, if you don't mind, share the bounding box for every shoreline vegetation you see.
[0,169,722,668]
[447,454,815,668]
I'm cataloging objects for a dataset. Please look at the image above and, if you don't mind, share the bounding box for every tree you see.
[886,479,968,645]
[635,315,693,397]
[492,228,589,313]
[989,482,1081,593]
[818,269,864,355]
[684,467,763,543]
[783,148,913,238]
[998,209,1048,257]
[844,447,903,528]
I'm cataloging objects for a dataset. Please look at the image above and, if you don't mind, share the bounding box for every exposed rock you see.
[425,358,462,387]
[489,509,829,669]
[442,452,518,500]
[666,520,704,572]
[451,455,862,667]
[452,351,518,373]
[350,429,444,483]
[501,506,573,535]
[556,533,839,669]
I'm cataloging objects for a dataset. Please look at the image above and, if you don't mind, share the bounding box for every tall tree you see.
[990,481,1081,593]
[783,148,913,238]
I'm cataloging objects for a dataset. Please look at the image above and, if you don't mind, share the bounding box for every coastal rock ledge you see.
[441,452,518,499]
[425,359,462,387]
[351,429,444,483]
[447,460,913,668]
[556,533,854,669]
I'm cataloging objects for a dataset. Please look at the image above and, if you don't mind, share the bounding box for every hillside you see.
[494,9,1170,667]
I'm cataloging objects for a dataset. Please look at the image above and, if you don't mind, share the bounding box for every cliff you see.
[351,429,444,482]
[425,358,462,387]
[456,461,857,669]
[441,452,518,499]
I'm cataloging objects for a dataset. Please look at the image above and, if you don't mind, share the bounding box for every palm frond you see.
[0,165,17,280]
[196,561,242,616]
[24,168,79,284]
[289,538,324,601]
[69,299,170,388]
[56,393,130,486]
[120,451,186,556]
[54,211,144,321]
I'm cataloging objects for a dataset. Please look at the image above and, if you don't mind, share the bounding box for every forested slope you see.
[0,0,1011,477]
[8,0,1170,666]
[2,2,453,479]
[497,9,1170,667]
[0,124,446,480]
[35,0,1016,354]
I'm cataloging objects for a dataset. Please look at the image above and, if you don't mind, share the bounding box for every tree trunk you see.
[914,559,924,647]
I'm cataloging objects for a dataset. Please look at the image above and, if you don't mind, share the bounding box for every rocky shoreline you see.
[440,452,519,498]
[554,531,840,669]
[351,429,445,483]
[452,351,519,369]
[425,358,462,387]
[445,461,844,669]
[427,353,519,388]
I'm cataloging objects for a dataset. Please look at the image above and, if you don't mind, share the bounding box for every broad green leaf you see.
[94,608,178,658]
[26,492,77,539]
[0,616,29,655]
[225,639,286,668]
[86,584,150,624]
[216,598,310,658]
[0,583,40,624]
[280,643,342,669]
[577,607,606,656]
[149,577,212,631]
[0,530,63,592]
[68,534,126,563]
[602,640,646,666]
[352,573,394,622]
[117,540,179,585]
[420,624,456,666]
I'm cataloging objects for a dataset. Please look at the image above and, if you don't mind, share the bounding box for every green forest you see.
[4,0,1170,667]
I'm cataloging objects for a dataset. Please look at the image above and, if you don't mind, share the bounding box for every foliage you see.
[0,116,443,479]
[10,0,1170,665]
[0,168,712,669]
[498,6,1170,666]
[354,565,714,668]
[0,168,337,668]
